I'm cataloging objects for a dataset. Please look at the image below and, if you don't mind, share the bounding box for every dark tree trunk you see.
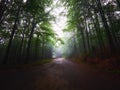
[84,16,91,53]
[0,0,7,24]
[25,21,36,64]
[41,37,45,59]
[95,0,115,53]
[107,7,118,47]
[94,12,105,49]
[92,15,104,57]
[73,29,79,57]
[78,24,87,53]
[18,32,25,63]
[35,34,40,60]
[3,0,22,64]
[116,0,120,8]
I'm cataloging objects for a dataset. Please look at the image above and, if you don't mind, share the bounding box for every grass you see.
[31,59,52,66]
[0,59,53,69]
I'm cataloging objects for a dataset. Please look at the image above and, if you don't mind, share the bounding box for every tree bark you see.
[3,0,22,64]
[95,0,115,53]
[84,16,91,53]
[0,0,7,24]
[107,7,118,48]
[116,0,120,8]
[25,20,36,64]
[78,24,87,53]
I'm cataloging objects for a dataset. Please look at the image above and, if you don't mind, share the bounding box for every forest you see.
[62,0,120,70]
[0,0,120,90]
[0,0,120,70]
[0,0,57,64]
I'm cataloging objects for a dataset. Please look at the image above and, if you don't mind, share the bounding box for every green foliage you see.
[0,0,120,64]
[61,0,120,58]
[0,0,57,64]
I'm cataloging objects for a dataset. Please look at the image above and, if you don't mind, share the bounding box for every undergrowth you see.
[0,59,52,69]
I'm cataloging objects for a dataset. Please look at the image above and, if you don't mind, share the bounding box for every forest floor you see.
[0,58,120,90]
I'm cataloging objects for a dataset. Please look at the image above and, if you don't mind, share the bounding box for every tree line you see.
[62,0,120,58]
[0,0,57,64]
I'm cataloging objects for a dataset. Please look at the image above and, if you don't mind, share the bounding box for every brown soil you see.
[0,58,120,90]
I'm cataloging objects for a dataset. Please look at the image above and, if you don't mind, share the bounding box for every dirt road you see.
[0,58,120,90]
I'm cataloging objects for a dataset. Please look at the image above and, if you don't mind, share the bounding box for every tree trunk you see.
[35,34,39,60]
[107,7,118,48]
[18,32,25,63]
[116,0,120,8]
[41,37,45,59]
[84,16,91,53]
[92,15,104,57]
[3,0,22,64]
[95,0,115,53]
[0,0,7,24]
[94,12,105,49]
[25,21,36,64]
[78,24,87,53]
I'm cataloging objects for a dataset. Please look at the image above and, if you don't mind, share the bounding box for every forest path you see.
[0,58,120,90]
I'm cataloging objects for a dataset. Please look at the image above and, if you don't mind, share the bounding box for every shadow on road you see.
[0,58,120,90]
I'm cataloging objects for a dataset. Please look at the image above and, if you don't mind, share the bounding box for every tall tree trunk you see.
[92,15,104,57]
[18,32,25,63]
[78,24,87,53]
[73,29,79,57]
[107,7,118,47]
[3,0,22,64]
[76,29,81,54]
[0,0,8,24]
[95,0,115,53]
[85,0,104,56]
[25,21,36,64]
[41,37,45,59]
[35,34,39,60]
[84,16,91,53]
[94,12,105,49]
[116,0,120,8]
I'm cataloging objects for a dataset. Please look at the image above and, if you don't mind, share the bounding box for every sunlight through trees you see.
[0,0,120,66]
